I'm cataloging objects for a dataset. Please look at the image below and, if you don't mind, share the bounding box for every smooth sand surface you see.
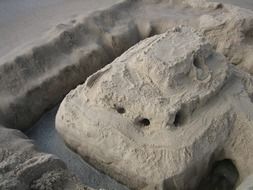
[26,106,128,190]
[0,0,120,58]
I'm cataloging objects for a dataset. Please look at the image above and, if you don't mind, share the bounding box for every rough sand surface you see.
[1,0,253,131]
[0,0,253,190]
[56,26,253,189]
[210,0,253,9]
[0,126,93,190]
[0,0,120,58]
[26,106,128,190]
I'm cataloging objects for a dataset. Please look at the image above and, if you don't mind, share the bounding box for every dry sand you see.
[55,26,253,189]
[0,0,253,190]
[0,0,252,59]
[26,106,128,190]
[210,0,253,9]
[0,0,120,58]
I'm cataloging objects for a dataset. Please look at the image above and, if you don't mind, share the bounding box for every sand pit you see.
[1,0,253,189]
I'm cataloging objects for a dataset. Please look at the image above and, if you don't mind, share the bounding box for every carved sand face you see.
[57,27,236,189]
[80,28,229,146]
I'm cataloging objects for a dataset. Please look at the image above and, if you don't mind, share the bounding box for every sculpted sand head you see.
[76,27,229,145]
[56,26,249,189]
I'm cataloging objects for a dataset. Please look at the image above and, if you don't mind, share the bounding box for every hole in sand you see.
[135,117,150,127]
[115,106,126,114]
[216,3,223,9]
[193,55,202,69]
[173,111,184,127]
[198,159,239,190]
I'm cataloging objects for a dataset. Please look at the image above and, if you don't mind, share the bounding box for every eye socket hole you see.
[135,117,150,127]
[193,56,202,69]
[114,105,125,114]
[216,3,223,9]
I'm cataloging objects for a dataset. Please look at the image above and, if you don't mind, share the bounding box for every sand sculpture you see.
[56,26,253,189]
[0,0,253,190]
[1,0,253,131]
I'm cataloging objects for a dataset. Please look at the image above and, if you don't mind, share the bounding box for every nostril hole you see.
[216,3,223,9]
[135,117,150,127]
[173,111,184,127]
[114,105,125,114]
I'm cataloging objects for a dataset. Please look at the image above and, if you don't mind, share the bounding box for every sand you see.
[55,26,253,189]
[0,0,252,60]
[210,0,253,9]
[0,0,253,189]
[0,0,120,58]
[26,106,128,190]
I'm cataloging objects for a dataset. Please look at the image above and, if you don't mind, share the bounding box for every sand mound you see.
[56,26,253,189]
[0,126,94,190]
[1,0,253,131]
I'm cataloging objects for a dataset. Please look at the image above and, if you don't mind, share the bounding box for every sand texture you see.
[56,26,253,189]
[1,0,253,131]
[1,0,253,190]
[26,106,129,190]
[237,175,253,190]
[0,126,94,190]
[0,0,120,58]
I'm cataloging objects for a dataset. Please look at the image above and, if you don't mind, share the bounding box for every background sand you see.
[0,0,120,58]
[210,0,253,9]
